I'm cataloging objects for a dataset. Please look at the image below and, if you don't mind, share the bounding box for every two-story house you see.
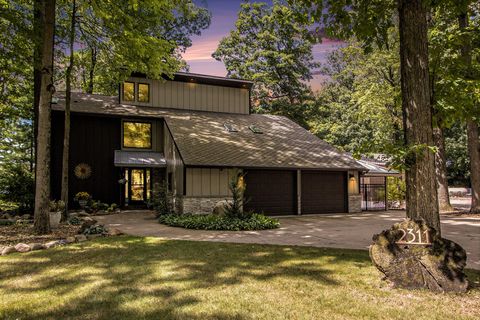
[51,72,365,215]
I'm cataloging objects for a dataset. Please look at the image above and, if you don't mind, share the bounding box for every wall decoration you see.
[74,163,92,179]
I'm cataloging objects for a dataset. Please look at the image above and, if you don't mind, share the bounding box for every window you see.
[123,82,135,102]
[249,125,263,134]
[138,83,150,103]
[123,121,152,149]
[224,123,238,132]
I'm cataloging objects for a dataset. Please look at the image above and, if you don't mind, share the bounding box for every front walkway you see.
[95,210,480,270]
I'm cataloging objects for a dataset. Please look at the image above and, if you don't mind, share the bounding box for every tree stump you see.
[370,219,469,292]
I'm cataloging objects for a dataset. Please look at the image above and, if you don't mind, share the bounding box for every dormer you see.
[119,73,253,114]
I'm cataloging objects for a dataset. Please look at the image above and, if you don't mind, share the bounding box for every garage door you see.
[301,171,347,214]
[244,170,296,216]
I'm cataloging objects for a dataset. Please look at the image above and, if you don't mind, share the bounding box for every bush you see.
[148,182,172,217]
[158,213,280,231]
[67,216,82,225]
[224,171,252,220]
[0,164,34,214]
[83,224,107,235]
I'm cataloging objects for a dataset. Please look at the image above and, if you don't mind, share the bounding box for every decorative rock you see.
[75,234,87,242]
[30,243,45,251]
[79,217,97,233]
[44,240,62,249]
[1,246,16,255]
[107,228,123,236]
[212,200,232,216]
[15,243,31,253]
[65,236,76,243]
[370,219,469,293]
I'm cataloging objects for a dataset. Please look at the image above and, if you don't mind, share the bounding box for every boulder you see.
[65,236,76,243]
[15,243,31,253]
[30,243,45,251]
[21,214,32,220]
[75,234,87,242]
[1,246,16,255]
[107,228,123,236]
[370,219,469,293]
[44,240,62,249]
[212,200,232,216]
[79,217,97,233]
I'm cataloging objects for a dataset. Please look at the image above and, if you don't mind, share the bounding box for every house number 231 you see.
[396,228,431,245]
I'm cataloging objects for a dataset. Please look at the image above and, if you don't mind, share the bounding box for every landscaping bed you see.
[0,237,479,320]
[158,213,280,231]
[0,223,80,247]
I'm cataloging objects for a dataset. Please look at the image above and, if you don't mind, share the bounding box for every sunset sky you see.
[183,0,344,92]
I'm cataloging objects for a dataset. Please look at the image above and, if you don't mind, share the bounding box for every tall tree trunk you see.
[467,121,480,213]
[34,0,55,234]
[33,1,44,177]
[398,0,440,232]
[86,46,96,94]
[458,5,480,213]
[61,0,76,219]
[433,125,453,212]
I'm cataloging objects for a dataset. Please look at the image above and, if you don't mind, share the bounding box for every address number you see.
[396,228,431,245]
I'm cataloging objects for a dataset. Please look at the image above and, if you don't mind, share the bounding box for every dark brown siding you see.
[301,171,347,214]
[244,170,296,216]
[51,112,121,205]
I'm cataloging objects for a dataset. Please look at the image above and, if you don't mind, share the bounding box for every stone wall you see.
[348,194,362,213]
[182,196,233,215]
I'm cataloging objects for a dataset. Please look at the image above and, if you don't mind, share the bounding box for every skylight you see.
[249,125,263,134]
[224,123,238,132]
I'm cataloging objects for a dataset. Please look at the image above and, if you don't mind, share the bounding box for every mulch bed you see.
[0,223,81,247]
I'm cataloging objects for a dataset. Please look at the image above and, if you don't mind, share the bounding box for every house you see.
[50,72,366,216]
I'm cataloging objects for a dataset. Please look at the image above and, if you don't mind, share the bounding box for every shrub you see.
[0,164,34,214]
[149,182,172,217]
[158,213,279,231]
[67,216,82,225]
[83,224,107,235]
[387,176,406,208]
[224,171,252,220]
[49,200,66,212]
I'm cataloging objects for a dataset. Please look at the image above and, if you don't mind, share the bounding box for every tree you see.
[212,1,319,127]
[34,0,55,234]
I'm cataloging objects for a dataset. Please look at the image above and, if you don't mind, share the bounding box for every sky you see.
[182,0,344,92]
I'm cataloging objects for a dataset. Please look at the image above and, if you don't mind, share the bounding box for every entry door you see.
[125,168,151,204]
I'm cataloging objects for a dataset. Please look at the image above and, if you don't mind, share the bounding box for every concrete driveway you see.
[95,210,480,270]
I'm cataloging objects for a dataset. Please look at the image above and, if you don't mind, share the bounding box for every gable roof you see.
[52,92,366,170]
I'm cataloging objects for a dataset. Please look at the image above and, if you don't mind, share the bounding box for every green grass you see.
[0,237,478,320]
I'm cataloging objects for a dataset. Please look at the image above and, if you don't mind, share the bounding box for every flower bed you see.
[158,213,279,231]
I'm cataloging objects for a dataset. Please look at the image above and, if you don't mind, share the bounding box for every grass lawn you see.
[0,237,479,320]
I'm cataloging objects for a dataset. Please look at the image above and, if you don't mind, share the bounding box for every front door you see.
[124,168,151,206]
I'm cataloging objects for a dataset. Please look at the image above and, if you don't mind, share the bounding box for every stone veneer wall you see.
[348,194,362,213]
[181,196,233,215]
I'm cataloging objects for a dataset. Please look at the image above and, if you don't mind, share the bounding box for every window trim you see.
[137,82,150,103]
[121,119,153,150]
[122,81,135,102]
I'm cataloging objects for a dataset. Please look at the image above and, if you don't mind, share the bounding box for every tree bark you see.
[34,0,55,234]
[398,0,440,232]
[61,0,76,219]
[86,46,96,94]
[433,125,453,212]
[467,120,480,213]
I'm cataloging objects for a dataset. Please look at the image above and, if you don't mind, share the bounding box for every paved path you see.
[95,210,480,270]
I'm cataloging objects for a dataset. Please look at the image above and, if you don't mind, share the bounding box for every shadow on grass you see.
[0,236,367,319]
[1,236,477,319]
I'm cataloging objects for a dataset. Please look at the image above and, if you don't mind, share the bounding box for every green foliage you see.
[445,124,470,186]
[224,171,251,220]
[158,213,280,231]
[387,177,406,204]
[74,192,91,202]
[213,1,318,127]
[67,216,82,226]
[0,163,34,213]
[82,224,107,235]
[149,182,172,217]
[49,200,66,212]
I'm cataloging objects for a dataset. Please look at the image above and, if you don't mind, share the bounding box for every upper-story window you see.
[123,82,135,102]
[123,121,152,149]
[137,83,150,102]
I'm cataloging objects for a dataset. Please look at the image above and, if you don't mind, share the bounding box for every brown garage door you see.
[244,170,296,216]
[301,171,347,214]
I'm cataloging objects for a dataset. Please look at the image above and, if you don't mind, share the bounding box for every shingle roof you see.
[52,92,366,170]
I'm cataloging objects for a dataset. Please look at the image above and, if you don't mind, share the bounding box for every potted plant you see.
[74,192,91,208]
[49,200,65,228]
